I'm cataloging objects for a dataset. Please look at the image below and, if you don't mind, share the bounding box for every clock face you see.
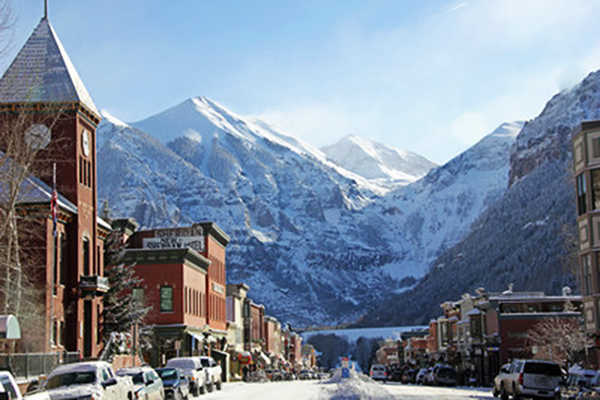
[82,129,90,156]
[25,124,51,150]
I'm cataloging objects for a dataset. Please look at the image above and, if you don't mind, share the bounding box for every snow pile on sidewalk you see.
[319,369,394,400]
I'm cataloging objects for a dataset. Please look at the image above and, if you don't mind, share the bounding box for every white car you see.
[198,356,222,391]
[117,366,164,400]
[369,364,387,382]
[43,361,134,400]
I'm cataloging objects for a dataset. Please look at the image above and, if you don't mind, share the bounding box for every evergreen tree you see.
[101,202,150,344]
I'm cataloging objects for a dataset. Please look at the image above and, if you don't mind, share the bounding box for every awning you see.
[0,315,20,339]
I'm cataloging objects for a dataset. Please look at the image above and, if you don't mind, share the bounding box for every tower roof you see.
[0,18,99,116]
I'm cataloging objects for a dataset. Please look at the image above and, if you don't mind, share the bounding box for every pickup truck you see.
[199,356,222,391]
[0,370,50,400]
[165,357,206,396]
[42,361,134,399]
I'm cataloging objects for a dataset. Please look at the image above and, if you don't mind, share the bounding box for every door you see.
[84,300,92,357]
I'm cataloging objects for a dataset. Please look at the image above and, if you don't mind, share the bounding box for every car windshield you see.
[46,371,96,389]
[523,362,562,376]
[200,359,210,367]
[167,360,195,370]
[157,369,177,380]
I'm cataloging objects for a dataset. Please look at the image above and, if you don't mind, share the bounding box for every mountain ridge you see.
[98,96,521,326]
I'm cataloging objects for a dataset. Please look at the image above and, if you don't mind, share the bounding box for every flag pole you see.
[49,163,56,349]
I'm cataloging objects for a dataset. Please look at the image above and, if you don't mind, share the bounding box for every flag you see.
[51,164,58,237]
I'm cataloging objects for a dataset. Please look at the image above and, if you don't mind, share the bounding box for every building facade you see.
[0,16,108,357]
[573,121,600,365]
[123,222,230,365]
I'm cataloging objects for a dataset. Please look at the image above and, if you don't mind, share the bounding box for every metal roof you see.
[0,17,99,115]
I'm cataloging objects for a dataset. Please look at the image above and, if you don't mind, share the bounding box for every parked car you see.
[429,364,458,386]
[117,366,164,400]
[0,371,22,400]
[416,368,431,385]
[156,367,190,400]
[388,368,403,382]
[566,370,600,399]
[298,369,313,380]
[555,369,597,399]
[198,356,222,392]
[0,370,50,400]
[271,370,285,381]
[402,368,418,384]
[43,361,134,400]
[493,363,512,398]
[496,359,563,400]
[165,357,206,396]
[369,364,387,383]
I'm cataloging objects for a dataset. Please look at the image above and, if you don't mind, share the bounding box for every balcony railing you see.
[80,275,109,297]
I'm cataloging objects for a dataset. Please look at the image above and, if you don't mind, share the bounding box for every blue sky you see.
[3,1,600,164]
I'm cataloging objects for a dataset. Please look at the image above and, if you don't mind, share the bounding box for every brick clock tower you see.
[0,15,107,357]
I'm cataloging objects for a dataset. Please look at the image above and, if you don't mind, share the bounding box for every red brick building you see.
[0,16,108,357]
[123,222,230,365]
[250,303,265,350]
[264,316,281,355]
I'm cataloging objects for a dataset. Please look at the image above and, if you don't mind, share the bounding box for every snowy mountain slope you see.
[359,72,600,327]
[367,121,522,279]
[321,134,437,187]
[97,97,517,327]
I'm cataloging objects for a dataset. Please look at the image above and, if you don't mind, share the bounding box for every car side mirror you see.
[102,378,118,388]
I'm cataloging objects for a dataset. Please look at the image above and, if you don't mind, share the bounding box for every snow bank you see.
[320,369,393,400]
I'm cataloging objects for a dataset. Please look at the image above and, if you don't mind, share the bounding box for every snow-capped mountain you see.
[359,71,600,327]
[321,135,437,187]
[367,121,522,280]
[97,97,517,327]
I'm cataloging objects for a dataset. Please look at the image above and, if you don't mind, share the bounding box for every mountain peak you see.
[321,135,437,185]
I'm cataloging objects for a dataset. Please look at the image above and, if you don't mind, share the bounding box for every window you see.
[502,305,518,313]
[593,137,600,159]
[133,287,145,305]
[593,170,600,211]
[583,255,592,296]
[527,305,539,313]
[60,236,67,285]
[51,319,56,345]
[160,286,173,312]
[79,157,83,184]
[53,234,59,294]
[83,238,90,276]
[577,173,587,215]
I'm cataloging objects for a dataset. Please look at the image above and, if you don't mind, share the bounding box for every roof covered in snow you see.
[0,18,99,115]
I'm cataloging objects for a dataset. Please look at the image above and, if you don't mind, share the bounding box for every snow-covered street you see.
[192,370,494,399]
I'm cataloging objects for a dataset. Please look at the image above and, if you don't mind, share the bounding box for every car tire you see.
[216,381,222,391]
[500,385,508,400]
[492,385,499,397]
[199,383,206,395]
[512,384,521,400]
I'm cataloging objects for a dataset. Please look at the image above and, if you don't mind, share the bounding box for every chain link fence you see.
[0,352,80,380]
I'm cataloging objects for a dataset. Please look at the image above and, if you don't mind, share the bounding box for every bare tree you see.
[0,105,66,345]
[526,315,591,367]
